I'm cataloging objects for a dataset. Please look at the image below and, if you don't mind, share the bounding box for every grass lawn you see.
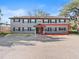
[13,34,32,36]
[0,31,33,37]
[5,33,33,37]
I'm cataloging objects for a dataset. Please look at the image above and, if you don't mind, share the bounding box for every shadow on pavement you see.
[0,34,67,47]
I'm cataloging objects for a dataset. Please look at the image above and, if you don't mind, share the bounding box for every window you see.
[13,27,15,31]
[19,19,20,22]
[22,19,24,23]
[27,27,35,31]
[13,19,20,22]
[43,19,49,23]
[18,27,20,31]
[53,27,57,31]
[37,19,42,23]
[46,27,52,31]
[13,19,15,22]
[24,28,27,31]
[27,27,31,31]
[32,27,35,31]
[50,19,57,23]
[24,19,28,23]
[22,27,24,31]
[59,19,65,23]
[59,27,66,31]
[30,19,36,23]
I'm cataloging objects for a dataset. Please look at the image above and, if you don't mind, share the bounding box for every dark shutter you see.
[59,19,61,23]
[22,19,24,23]
[13,19,15,22]
[13,27,15,31]
[55,27,57,31]
[55,20,57,23]
[22,27,24,31]
[28,27,31,31]
[29,19,31,23]
[64,20,66,22]
[18,27,20,31]
[19,19,20,22]
[35,19,36,23]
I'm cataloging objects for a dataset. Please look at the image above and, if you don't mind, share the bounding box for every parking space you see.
[0,34,79,59]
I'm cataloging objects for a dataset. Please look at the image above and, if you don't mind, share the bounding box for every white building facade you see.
[10,16,69,34]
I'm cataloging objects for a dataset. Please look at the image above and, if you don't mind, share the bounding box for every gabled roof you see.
[9,16,69,19]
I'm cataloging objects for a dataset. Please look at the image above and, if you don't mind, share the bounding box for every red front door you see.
[36,27,43,34]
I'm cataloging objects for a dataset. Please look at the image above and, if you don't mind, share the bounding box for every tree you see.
[60,0,79,31]
[0,9,3,22]
[60,0,79,17]
[28,9,50,17]
[0,9,3,32]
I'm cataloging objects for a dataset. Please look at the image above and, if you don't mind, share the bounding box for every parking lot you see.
[0,34,79,59]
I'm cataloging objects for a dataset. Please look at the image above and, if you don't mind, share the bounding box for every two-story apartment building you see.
[10,16,69,34]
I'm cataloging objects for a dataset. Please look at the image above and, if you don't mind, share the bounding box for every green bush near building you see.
[69,30,79,34]
[0,32,11,36]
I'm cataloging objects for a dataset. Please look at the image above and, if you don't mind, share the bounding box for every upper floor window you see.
[13,19,20,22]
[59,19,65,23]
[13,19,15,22]
[37,19,42,23]
[24,19,29,23]
[43,19,49,23]
[50,19,57,23]
[30,19,36,23]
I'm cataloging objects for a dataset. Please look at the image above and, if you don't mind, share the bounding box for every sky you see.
[0,0,71,24]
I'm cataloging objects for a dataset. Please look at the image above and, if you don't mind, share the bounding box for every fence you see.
[0,26,11,33]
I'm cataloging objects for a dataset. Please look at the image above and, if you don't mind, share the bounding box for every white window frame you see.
[24,27,28,31]
[59,19,65,23]
[44,19,48,23]
[14,19,20,22]
[31,19,36,23]
[37,19,42,23]
[32,27,35,31]
[24,19,28,23]
[51,19,56,23]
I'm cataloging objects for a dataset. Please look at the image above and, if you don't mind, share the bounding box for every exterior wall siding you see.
[10,17,69,34]
[44,26,68,34]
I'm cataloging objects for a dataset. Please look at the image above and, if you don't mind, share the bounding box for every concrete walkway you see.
[0,34,79,59]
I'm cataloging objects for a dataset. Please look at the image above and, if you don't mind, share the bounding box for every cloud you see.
[0,5,60,24]
[0,7,27,24]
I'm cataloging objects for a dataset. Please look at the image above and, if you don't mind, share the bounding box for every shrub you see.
[0,32,9,36]
[69,30,79,34]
